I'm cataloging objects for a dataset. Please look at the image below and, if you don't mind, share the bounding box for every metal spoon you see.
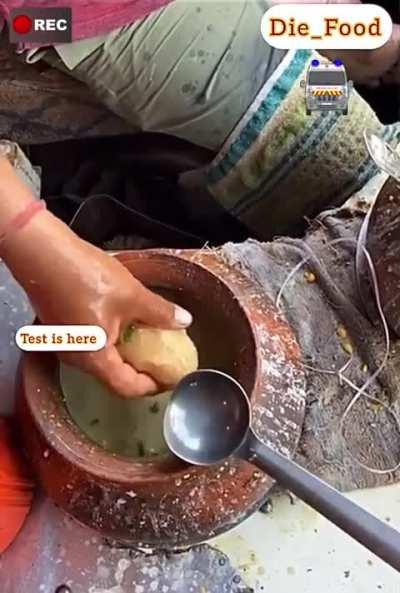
[164,370,400,572]
[364,128,400,183]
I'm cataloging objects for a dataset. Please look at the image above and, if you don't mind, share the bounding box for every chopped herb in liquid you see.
[121,325,136,343]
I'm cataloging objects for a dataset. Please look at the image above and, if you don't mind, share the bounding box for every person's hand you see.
[0,158,192,398]
[18,230,192,398]
[321,24,400,87]
[273,0,400,86]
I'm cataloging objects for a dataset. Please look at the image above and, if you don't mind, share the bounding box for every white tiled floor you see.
[213,486,400,592]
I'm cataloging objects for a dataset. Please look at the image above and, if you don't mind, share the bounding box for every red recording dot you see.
[13,14,33,35]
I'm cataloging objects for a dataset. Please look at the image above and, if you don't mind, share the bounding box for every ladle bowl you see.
[165,370,400,572]
[164,370,251,465]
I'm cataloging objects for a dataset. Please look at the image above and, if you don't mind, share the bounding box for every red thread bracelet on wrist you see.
[0,200,46,246]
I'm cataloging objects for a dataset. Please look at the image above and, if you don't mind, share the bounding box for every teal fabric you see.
[231,108,339,216]
[205,47,400,240]
[323,123,400,205]
[234,122,400,217]
[208,49,312,185]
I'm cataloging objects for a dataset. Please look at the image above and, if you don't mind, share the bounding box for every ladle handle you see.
[248,434,400,572]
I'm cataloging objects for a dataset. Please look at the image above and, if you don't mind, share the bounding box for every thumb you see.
[129,281,193,330]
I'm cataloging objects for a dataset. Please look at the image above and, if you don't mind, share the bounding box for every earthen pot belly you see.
[17,249,305,547]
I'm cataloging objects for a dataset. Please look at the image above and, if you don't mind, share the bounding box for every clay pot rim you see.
[21,251,259,484]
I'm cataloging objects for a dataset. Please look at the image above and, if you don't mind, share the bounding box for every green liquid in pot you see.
[59,363,171,459]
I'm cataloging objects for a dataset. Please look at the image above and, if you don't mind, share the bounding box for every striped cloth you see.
[207,49,400,239]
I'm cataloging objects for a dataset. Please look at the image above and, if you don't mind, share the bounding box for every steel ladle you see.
[164,370,400,572]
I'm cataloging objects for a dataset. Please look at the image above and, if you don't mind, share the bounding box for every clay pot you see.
[17,249,305,547]
[359,177,400,336]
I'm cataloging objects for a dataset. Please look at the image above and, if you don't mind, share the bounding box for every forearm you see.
[0,158,34,221]
[0,157,81,294]
[0,158,191,398]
